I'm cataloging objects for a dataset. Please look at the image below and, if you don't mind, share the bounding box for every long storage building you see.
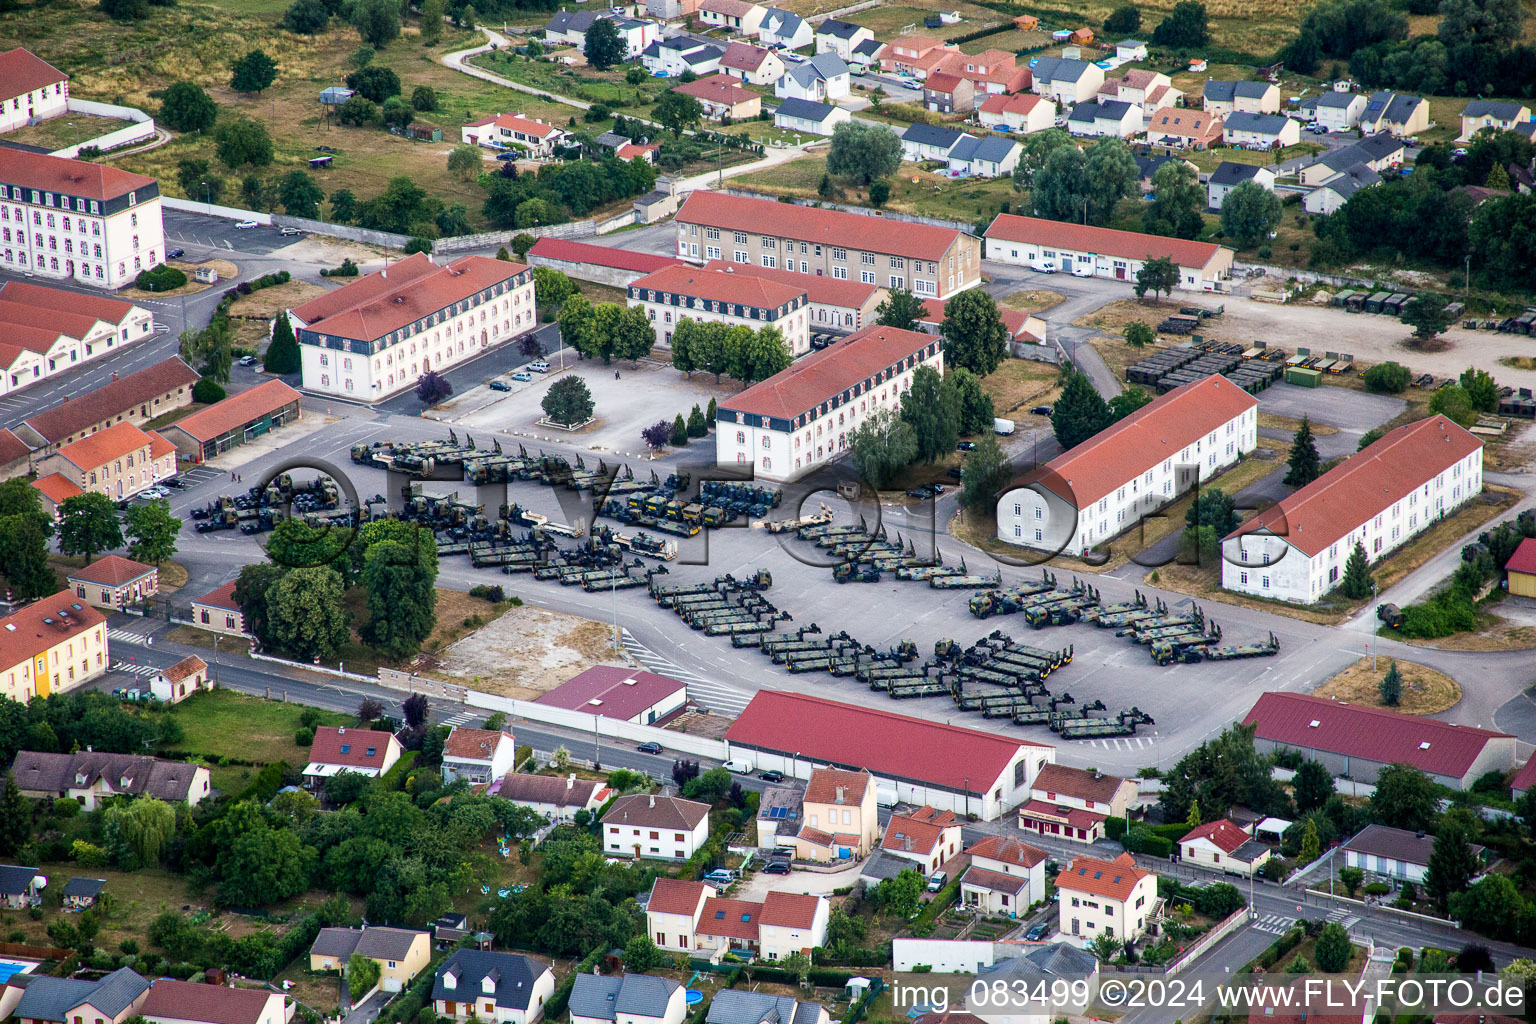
[982,213,1234,291]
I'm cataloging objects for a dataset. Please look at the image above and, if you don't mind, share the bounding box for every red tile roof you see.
[308,726,397,770]
[699,897,761,940]
[926,71,965,93]
[919,297,1031,339]
[671,74,760,108]
[702,259,879,310]
[1181,818,1249,854]
[0,48,67,99]
[963,865,1029,894]
[194,580,240,612]
[965,835,1047,868]
[21,358,199,445]
[1017,799,1105,831]
[1151,109,1223,139]
[0,280,136,326]
[604,793,711,830]
[140,979,279,1024]
[147,431,175,460]
[882,806,957,855]
[978,93,1045,116]
[0,148,156,203]
[722,324,934,420]
[443,727,513,761]
[1030,763,1131,805]
[534,665,687,720]
[720,42,774,73]
[648,877,712,916]
[631,263,805,312]
[0,427,28,465]
[291,253,528,344]
[804,766,873,805]
[760,890,820,929]
[1055,852,1149,901]
[700,0,759,16]
[1512,757,1536,795]
[167,380,300,443]
[161,655,207,684]
[31,472,82,505]
[985,212,1228,270]
[465,112,565,140]
[0,590,105,673]
[67,554,154,587]
[487,772,608,807]
[52,421,153,473]
[1009,374,1256,507]
[530,237,681,274]
[0,294,133,348]
[677,190,967,263]
[726,690,1046,791]
[1227,415,1482,557]
[1242,691,1512,779]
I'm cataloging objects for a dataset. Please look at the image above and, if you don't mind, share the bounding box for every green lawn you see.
[1184,141,1325,174]
[3,113,128,151]
[734,153,1017,225]
[165,687,349,770]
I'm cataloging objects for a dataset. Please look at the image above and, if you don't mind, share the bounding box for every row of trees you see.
[556,296,656,367]
[668,318,792,385]
[480,154,657,229]
[849,365,1000,488]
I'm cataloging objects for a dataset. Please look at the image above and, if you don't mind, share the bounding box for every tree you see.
[1439,0,1526,48]
[826,121,902,185]
[1219,180,1283,248]
[418,0,445,43]
[1185,488,1238,537]
[361,539,437,660]
[744,325,790,382]
[59,493,123,563]
[242,174,275,213]
[1372,763,1438,832]
[233,563,286,646]
[940,289,1010,376]
[356,697,385,725]
[1402,296,1455,340]
[0,773,29,856]
[1108,385,1153,421]
[1454,874,1524,939]
[411,86,438,115]
[1284,416,1320,486]
[961,433,1009,511]
[282,0,331,33]
[1362,361,1411,393]
[446,145,482,182]
[351,0,401,47]
[277,170,324,218]
[1299,818,1321,863]
[382,97,414,130]
[1337,865,1364,897]
[1459,366,1499,412]
[329,189,358,223]
[1313,921,1351,972]
[1357,427,1384,451]
[1152,0,1210,48]
[1011,128,1073,192]
[100,0,151,20]
[1185,800,1202,829]
[900,366,959,464]
[654,91,703,136]
[159,82,218,133]
[850,409,917,489]
[230,50,279,94]
[1089,933,1123,963]
[415,370,453,406]
[266,566,349,662]
[214,118,274,170]
[1424,826,1479,913]
[624,935,662,972]
[875,287,926,331]
[192,379,226,406]
[949,367,995,435]
[669,413,688,447]
[616,306,657,367]
[512,233,538,260]
[1134,256,1180,300]
[0,482,59,602]
[557,294,595,358]
[346,65,401,103]
[1428,383,1478,427]
[1084,137,1139,225]
[1051,368,1111,451]
[584,17,626,69]
[211,802,316,907]
[1104,3,1140,31]
[1293,760,1334,812]
[1469,193,1536,293]
[1144,160,1205,239]
[873,868,924,918]
[687,404,708,438]
[124,500,181,568]
[348,953,381,994]
[1340,541,1373,599]
[181,321,233,382]
[543,376,594,427]
[336,96,381,127]
[641,421,671,450]
[1124,320,1155,349]
[1032,144,1091,223]
[108,796,175,868]
[265,313,301,374]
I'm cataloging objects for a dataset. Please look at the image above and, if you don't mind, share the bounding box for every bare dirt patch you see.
[981,359,1058,417]
[1313,656,1462,714]
[427,603,616,698]
[228,279,331,319]
[1073,298,1181,335]
[999,288,1066,316]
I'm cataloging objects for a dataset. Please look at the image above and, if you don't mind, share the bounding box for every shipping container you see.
[1285,366,1322,387]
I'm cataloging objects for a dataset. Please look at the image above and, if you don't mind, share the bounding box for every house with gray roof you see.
[1304,164,1383,214]
[431,950,555,1024]
[757,8,811,49]
[1315,91,1366,131]
[947,134,1022,179]
[1341,823,1487,885]
[1207,161,1275,210]
[10,750,212,809]
[849,38,883,68]
[1460,99,1532,142]
[979,942,1099,980]
[1030,57,1103,105]
[309,926,431,992]
[570,974,685,1024]
[1065,99,1141,138]
[0,864,43,909]
[641,36,723,76]
[1298,132,1404,186]
[900,122,966,163]
[61,877,106,910]
[1201,79,1279,116]
[14,968,149,1024]
[775,50,849,101]
[1223,110,1299,149]
[773,97,850,136]
[1359,91,1429,137]
[705,990,828,1024]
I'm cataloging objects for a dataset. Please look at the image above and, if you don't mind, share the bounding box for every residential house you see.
[1098,68,1177,113]
[13,968,149,1024]
[994,374,1255,556]
[66,554,158,611]
[485,772,611,822]
[148,655,209,705]
[1115,39,1148,60]
[1017,763,1137,843]
[10,750,212,808]
[847,38,883,69]
[1459,100,1530,142]
[646,0,698,22]
[776,51,849,102]
[960,835,1047,915]
[1315,91,1366,131]
[673,74,762,119]
[1224,416,1482,605]
[985,212,1235,288]
[1148,109,1223,149]
[794,767,878,861]
[976,92,1054,133]
[901,122,966,163]
[1207,162,1275,210]
[698,0,766,33]
[1223,111,1299,148]
[879,35,960,80]
[441,727,517,786]
[756,784,803,850]
[1066,99,1141,137]
[535,665,688,724]
[61,877,105,910]
[1179,819,1273,876]
[302,726,403,789]
[701,258,883,332]
[1359,92,1429,137]
[704,991,828,1024]
[881,805,962,874]
[933,49,1031,97]
[603,793,711,860]
[139,979,289,1024]
[1055,852,1156,946]
[0,48,69,135]
[431,950,554,1024]
[756,9,812,50]
[1201,79,1279,116]
[1303,164,1381,215]
[571,975,685,1024]
[640,36,724,76]
[461,113,571,157]
[11,356,198,457]
[1298,133,1405,185]
[757,892,829,961]
[309,927,431,992]
[718,42,784,85]
[1340,824,1486,884]
[627,263,809,354]
[190,580,248,637]
[1030,57,1104,105]
[815,20,873,60]
[543,11,656,54]
[431,913,469,948]
[0,591,108,701]
[773,96,850,136]
[924,72,974,114]
[946,134,1022,178]
[35,421,176,503]
[593,132,661,164]
[645,878,716,952]
[1135,153,1195,192]
[31,471,82,517]
[0,864,43,909]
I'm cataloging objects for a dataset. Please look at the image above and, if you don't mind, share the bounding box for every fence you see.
[53,118,156,158]
[432,219,597,254]
[718,187,973,233]
[464,687,734,761]
[163,196,273,227]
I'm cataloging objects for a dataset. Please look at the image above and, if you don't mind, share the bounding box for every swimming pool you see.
[0,958,40,984]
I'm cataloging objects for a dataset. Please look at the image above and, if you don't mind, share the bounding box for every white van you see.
[1027,256,1057,274]
[993,417,1016,435]
[1071,260,1095,277]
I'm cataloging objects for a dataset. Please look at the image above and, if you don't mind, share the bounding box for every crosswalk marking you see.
[110,661,157,677]
[621,631,751,715]
[109,628,152,643]
[442,711,476,727]
[1252,914,1295,935]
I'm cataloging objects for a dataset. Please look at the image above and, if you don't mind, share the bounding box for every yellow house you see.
[310,926,431,993]
[1507,539,1536,598]
[795,768,879,861]
[0,589,108,701]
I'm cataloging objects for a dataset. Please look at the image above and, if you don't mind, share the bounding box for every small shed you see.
[194,265,219,283]
[408,125,443,142]
[1069,27,1093,43]
[1285,366,1322,387]
[320,87,356,105]
[62,877,106,911]
[846,978,871,1001]
[308,155,333,169]
[1013,14,1038,29]
[1506,538,1536,598]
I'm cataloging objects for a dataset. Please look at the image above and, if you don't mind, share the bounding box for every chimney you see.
[338,726,346,734]
[568,773,576,790]
[649,794,656,807]
[835,785,845,803]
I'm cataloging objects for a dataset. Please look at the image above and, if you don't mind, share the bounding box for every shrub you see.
[294,727,315,746]
[192,379,227,404]
[1363,360,1411,393]
[135,265,187,291]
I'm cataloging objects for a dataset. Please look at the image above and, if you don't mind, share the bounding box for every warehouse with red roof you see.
[528,237,681,287]
[724,690,1054,820]
[982,212,1234,290]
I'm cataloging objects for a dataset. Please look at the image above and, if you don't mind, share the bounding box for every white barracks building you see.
[627,263,810,356]
[1223,414,1482,604]
[0,48,69,134]
[997,375,1256,556]
[0,149,165,289]
[716,324,941,482]
[288,252,535,402]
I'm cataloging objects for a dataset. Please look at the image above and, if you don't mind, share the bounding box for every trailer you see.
[756,503,834,534]
[1054,707,1155,739]
[966,572,1059,617]
[1150,631,1279,665]
[703,617,786,637]
[886,677,952,698]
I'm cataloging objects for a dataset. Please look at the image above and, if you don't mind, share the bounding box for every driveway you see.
[340,989,392,1024]
[731,858,867,901]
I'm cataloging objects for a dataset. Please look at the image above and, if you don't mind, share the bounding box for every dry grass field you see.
[1313,656,1461,713]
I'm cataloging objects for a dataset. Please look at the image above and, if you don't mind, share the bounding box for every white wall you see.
[893,938,995,973]
[51,118,156,159]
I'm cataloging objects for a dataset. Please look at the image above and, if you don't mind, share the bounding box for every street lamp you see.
[202,181,212,214]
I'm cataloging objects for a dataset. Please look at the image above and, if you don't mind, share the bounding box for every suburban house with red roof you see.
[670,75,762,121]
[603,793,711,860]
[303,726,403,789]
[983,212,1235,288]
[1223,415,1482,604]
[13,357,198,456]
[675,191,982,298]
[1099,68,1178,112]
[995,374,1257,557]
[1147,109,1225,149]
[627,263,809,355]
[714,324,941,482]
[460,112,570,157]
[1243,692,1514,789]
[0,148,165,289]
[440,726,517,785]
[1179,819,1272,876]
[0,282,156,400]
[756,892,829,962]
[148,655,209,705]
[1018,764,1138,843]
[879,35,961,80]
[30,469,81,516]
[158,379,301,462]
[726,690,1054,819]
[795,767,878,861]
[139,977,289,1024]
[924,72,974,114]
[66,554,158,610]
[535,665,689,725]
[645,878,716,952]
[651,882,828,961]
[288,252,534,402]
[917,297,1043,349]
[718,42,785,86]
[880,806,962,874]
[486,772,612,822]
[0,48,69,134]
[528,237,681,287]
[977,92,1055,133]
[1055,852,1155,945]
[191,580,247,637]
[960,835,1047,914]
[703,258,884,333]
[35,421,176,502]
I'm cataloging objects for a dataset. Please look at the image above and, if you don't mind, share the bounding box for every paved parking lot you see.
[163,209,301,257]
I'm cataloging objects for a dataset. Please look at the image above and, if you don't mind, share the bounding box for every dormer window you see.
[340,744,351,754]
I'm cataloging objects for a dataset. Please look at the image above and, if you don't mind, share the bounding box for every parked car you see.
[637,741,663,754]
[723,759,754,774]
[495,151,519,161]
[279,227,303,237]
[946,466,962,479]
[956,441,976,452]
[166,247,185,259]
[511,371,532,382]
[528,360,551,373]
[239,355,258,366]
[926,871,947,892]
[763,860,791,875]
[759,769,785,782]
[1030,405,1053,416]
[489,380,512,392]
[163,478,185,489]
[1025,923,1050,941]
[907,485,936,498]
[703,869,735,885]
[902,79,922,90]
[234,220,258,229]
